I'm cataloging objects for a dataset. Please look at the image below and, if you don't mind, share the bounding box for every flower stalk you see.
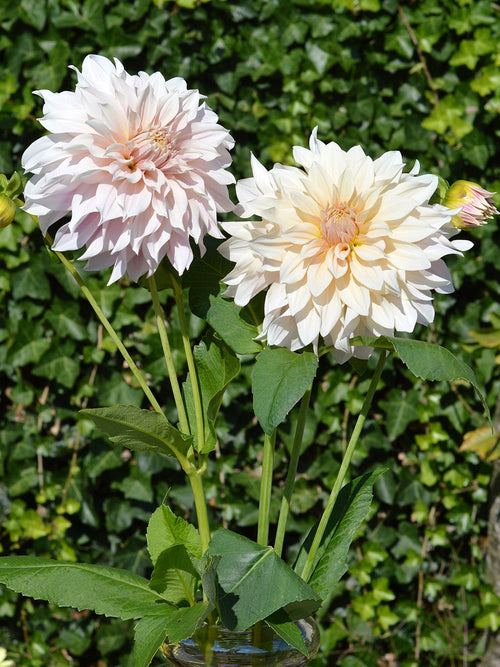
[47,238,164,415]
[274,386,312,558]
[148,275,190,436]
[300,350,388,582]
[172,276,206,451]
[257,431,276,546]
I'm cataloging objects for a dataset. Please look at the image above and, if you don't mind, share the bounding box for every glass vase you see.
[160,617,320,667]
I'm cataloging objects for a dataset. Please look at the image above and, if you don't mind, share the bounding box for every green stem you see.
[187,469,211,554]
[300,350,387,582]
[274,386,312,558]
[148,276,190,435]
[172,276,205,450]
[257,431,276,546]
[52,247,163,414]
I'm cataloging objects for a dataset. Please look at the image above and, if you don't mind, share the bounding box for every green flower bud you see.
[0,193,16,228]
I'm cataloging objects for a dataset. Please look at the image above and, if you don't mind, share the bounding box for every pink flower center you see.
[320,202,360,250]
[128,127,175,171]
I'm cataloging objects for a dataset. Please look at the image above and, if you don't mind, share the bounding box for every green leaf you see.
[134,602,211,667]
[183,238,233,319]
[295,471,385,597]
[80,405,192,459]
[32,354,80,388]
[379,389,420,441]
[206,293,262,355]
[351,336,489,418]
[207,529,321,631]
[18,0,47,30]
[265,611,308,657]
[252,348,318,435]
[183,336,240,453]
[0,556,171,619]
[149,545,200,606]
[147,505,202,565]
[8,339,51,367]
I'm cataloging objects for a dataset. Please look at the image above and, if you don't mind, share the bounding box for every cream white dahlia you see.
[22,55,234,282]
[220,129,471,362]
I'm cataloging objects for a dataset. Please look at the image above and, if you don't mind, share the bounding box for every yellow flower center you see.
[129,127,175,171]
[320,202,359,249]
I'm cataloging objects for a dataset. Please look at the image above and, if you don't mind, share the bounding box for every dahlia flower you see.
[22,55,234,282]
[220,129,472,362]
[443,180,498,229]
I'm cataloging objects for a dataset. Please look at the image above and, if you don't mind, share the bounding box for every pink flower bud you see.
[443,180,498,229]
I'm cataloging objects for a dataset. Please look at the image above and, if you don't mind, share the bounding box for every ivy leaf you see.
[32,353,80,388]
[252,347,318,435]
[80,405,192,459]
[379,388,420,441]
[147,505,202,565]
[0,556,171,619]
[351,336,489,419]
[207,529,321,632]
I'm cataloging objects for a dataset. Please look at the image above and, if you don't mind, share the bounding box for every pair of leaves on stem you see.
[0,468,382,666]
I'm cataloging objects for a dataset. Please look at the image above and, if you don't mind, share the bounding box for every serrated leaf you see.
[252,348,318,435]
[0,556,171,619]
[265,611,308,656]
[207,529,321,631]
[150,545,200,605]
[183,336,240,453]
[80,405,192,459]
[135,602,211,667]
[206,293,262,355]
[295,471,385,597]
[351,336,489,419]
[147,505,202,565]
[183,238,233,319]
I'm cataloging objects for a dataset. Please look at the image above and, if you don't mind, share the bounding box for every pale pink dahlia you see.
[22,55,234,282]
[220,129,472,362]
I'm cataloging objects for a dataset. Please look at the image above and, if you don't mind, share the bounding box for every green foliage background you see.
[0,0,499,665]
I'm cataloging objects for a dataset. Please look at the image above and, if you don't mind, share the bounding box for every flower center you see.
[320,202,360,248]
[128,127,175,171]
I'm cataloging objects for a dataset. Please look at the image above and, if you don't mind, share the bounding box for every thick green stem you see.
[53,248,163,414]
[187,469,211,553]
[257,431,276,546]
[148,276,190,435]
[274,386,312,558]
[172,277,205,450]
[300,350,387,582]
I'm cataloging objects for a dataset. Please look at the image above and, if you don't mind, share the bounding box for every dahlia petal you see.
[296,303,321,347]
[307,259,333,297]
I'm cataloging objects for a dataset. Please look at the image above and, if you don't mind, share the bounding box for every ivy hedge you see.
[0,1,499,666]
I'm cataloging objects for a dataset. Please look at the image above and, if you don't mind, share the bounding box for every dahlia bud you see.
[0,193,16,228]
[443,180,498,229]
